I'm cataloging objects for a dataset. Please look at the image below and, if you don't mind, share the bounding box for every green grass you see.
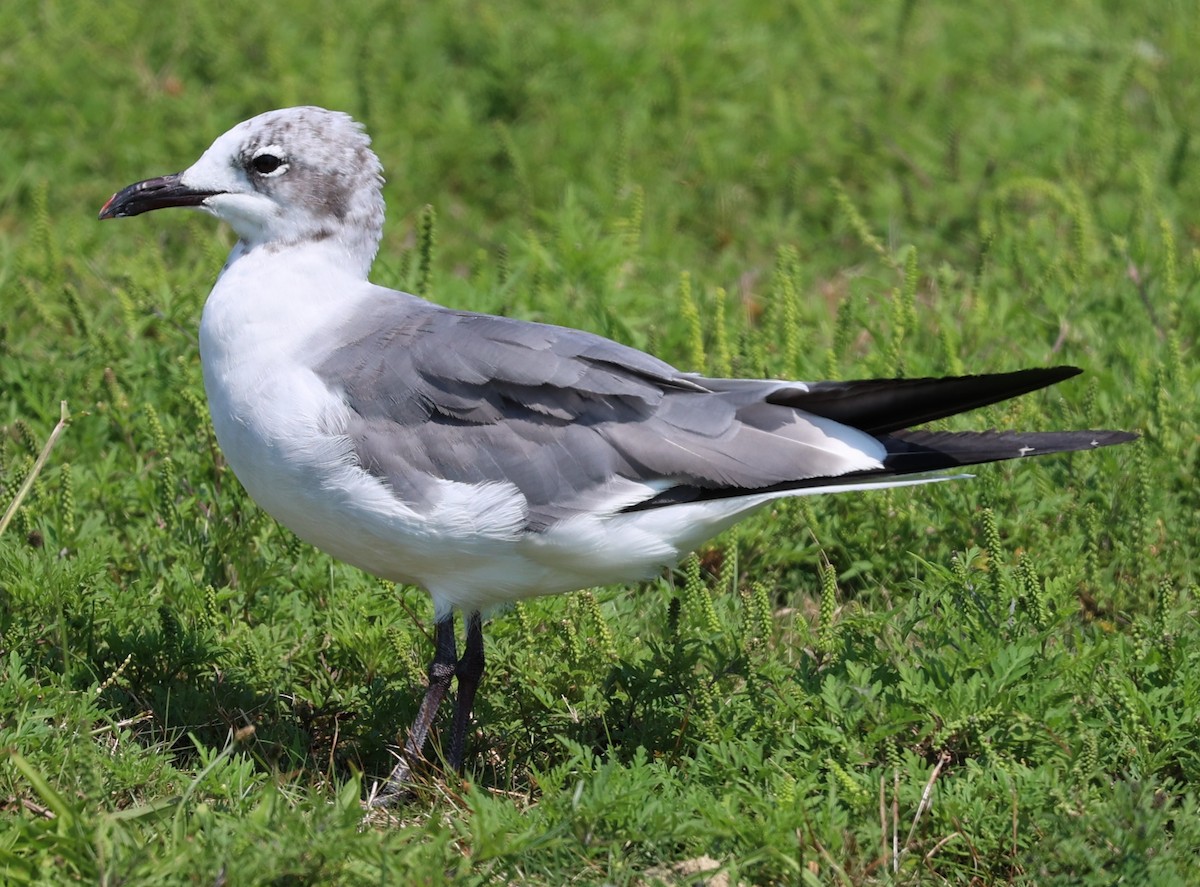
[2,0,1198,883]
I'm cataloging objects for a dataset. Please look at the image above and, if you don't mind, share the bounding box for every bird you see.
[98,106,1134,804]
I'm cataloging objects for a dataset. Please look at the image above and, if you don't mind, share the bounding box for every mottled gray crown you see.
[235,107,383,224]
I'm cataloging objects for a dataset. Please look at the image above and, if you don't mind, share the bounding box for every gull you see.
[99,106,1134,803]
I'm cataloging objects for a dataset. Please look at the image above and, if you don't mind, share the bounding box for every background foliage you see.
[1,0,1197,883]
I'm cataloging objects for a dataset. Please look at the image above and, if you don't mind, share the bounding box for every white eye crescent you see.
[250,144,289,176]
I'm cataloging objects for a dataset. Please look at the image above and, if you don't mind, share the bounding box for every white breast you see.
[197,248,530,594]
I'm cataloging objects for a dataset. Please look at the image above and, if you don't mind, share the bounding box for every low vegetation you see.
[1,1,1196,883]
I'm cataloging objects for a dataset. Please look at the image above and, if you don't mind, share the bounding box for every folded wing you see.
[316,293,1132,529]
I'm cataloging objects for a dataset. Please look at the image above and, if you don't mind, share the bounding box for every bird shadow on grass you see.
[86,593,792,801]
[457,632,767,793]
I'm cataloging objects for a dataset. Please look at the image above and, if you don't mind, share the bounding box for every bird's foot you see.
[366,757,418,808]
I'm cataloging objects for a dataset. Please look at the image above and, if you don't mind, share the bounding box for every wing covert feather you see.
[314,294,877,528]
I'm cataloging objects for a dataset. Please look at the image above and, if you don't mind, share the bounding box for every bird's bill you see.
[98,172,219,219]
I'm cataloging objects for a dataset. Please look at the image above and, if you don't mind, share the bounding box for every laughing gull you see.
[99,106,1134,802]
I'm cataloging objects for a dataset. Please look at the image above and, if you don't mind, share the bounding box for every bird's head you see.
[100,106,386,276]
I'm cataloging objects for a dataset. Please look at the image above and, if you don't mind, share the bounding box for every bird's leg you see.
[448,610,485,771]
[371,615,458,805]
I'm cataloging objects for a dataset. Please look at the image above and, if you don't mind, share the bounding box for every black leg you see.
[448,610,485,771]
[371,615,457,806]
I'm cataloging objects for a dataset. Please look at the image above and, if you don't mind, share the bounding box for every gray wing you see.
[314,291,867,530]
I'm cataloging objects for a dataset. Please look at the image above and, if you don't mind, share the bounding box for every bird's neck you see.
[201,241,374,384]
[223,226,378,281]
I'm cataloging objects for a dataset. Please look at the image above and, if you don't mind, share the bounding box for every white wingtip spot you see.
[1018,445,1035,457]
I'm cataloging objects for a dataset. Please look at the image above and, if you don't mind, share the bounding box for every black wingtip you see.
[882,427,1138,473]
[1090,430,1140,448]
[789,366,1090,435]
[1048,365,1083,380]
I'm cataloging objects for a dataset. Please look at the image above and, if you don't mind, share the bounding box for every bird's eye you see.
[251,153,285,175]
